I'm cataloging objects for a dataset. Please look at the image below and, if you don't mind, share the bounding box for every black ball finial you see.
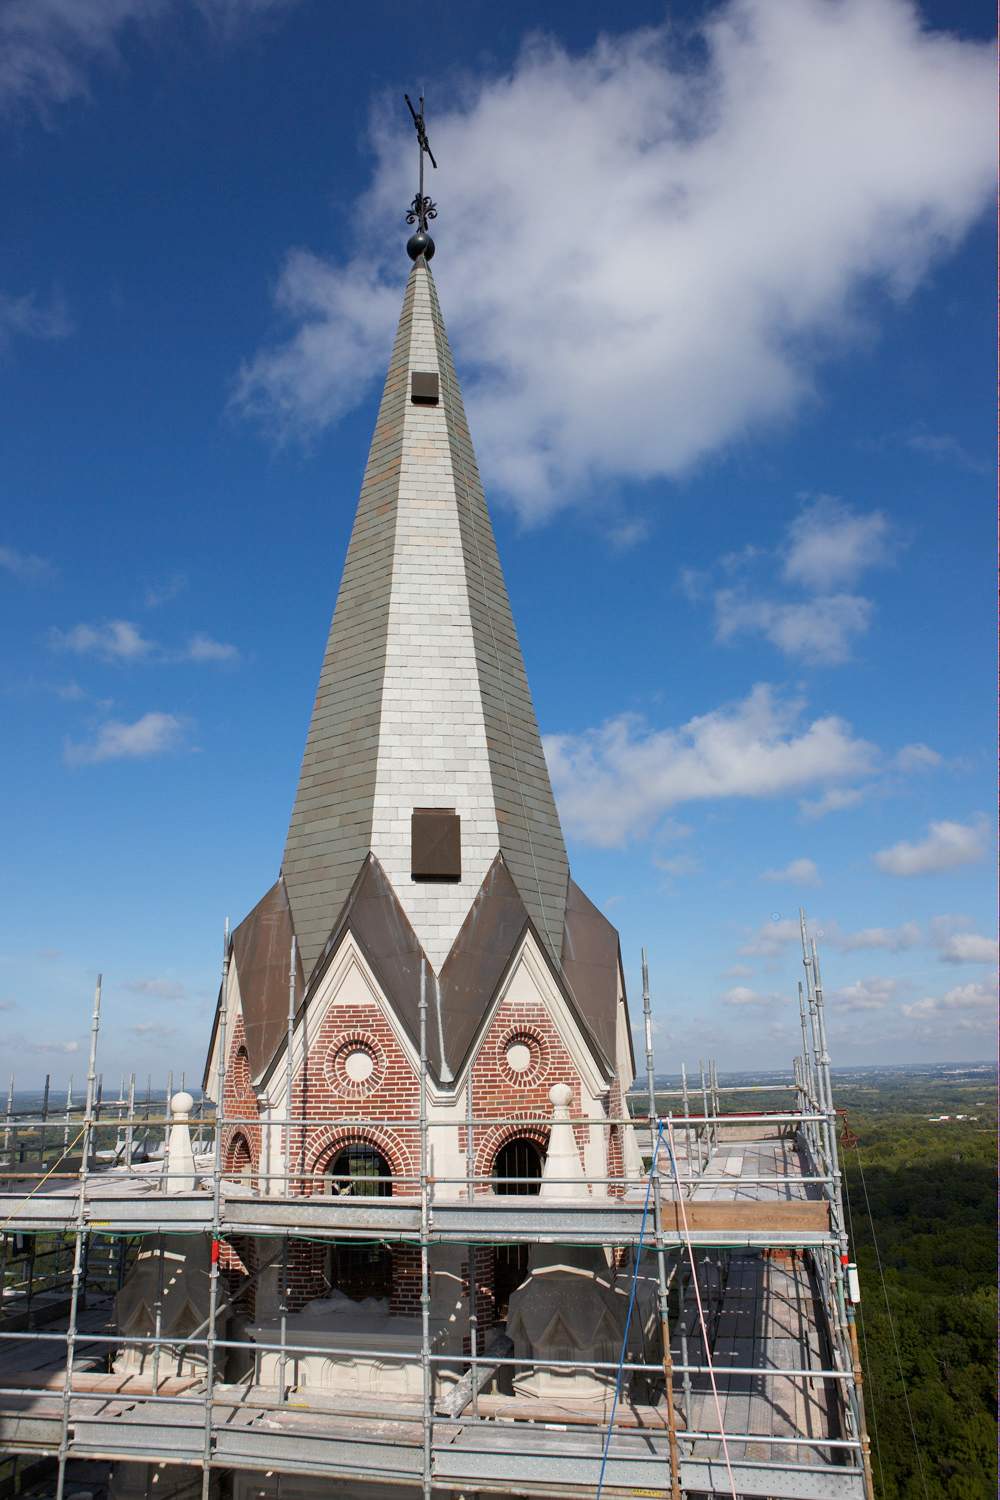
[407,230,436,262]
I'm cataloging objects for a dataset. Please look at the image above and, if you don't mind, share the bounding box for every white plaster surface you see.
[165,1091,196,1193]
[506,1042,531,1072]
[249,1247,469,1398]
[344,1048,374,1082]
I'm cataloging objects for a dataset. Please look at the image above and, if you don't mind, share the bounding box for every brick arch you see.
[226,1131,254,1173]
[231,1044,252,1099]
[474,1120,551,1191]
[303,1124,415,1196]
[223,1017,261,1167]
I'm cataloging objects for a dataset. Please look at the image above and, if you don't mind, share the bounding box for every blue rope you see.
[595,1118,664,1499]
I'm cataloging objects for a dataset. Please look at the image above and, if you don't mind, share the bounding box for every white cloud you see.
[678,567,711,602]
[799,785,867,820]
[653,852,701,878]
[783,496,893,591]
[658,817,694,842]
[722,985,776,1007]
[0,544,56,582]
[706,497,894,664]
[723,963,753,980]
[826,920,922,953]
[0,0,296,118]
[65,711,187,765]
[27,1037,81,1055]
[122,977,187,1000]
[938,933,999,966]
[720,544,765,575]
[0,290,72,352]
[128,1021,176,1042]
[830,977,898,1011]
[51,619,154,661]
[874,819,986,877]
[798,744,941,819]
[144,574,187,609]
[893,742,943,773]
[185,633,240,664]
[761,858,820,887]
[905,430,986,474]
[608,518,652,552]
[49,618,239,665]
[545,683,876,846]
[739,917,801,958]
[902,980,996,1019]
[714,589,872,664]
[236,2,994,521]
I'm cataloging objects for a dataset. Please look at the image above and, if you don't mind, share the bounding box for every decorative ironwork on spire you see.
[404,92,437,261]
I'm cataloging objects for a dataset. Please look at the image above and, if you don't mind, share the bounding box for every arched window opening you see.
[321,1143,393,1301]
[492,1137,544,1196]
[228,1133,255,1189]
[492,1136,545,1319]
[322,1143,393,1197]
[232,1045,251,1097]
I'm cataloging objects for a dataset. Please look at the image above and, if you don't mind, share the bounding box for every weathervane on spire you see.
[404,93,437,261]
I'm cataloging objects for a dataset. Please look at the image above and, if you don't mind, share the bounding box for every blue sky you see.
[0,0,995,1088]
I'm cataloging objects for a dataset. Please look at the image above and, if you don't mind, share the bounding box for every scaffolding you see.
[0,915,872,1500]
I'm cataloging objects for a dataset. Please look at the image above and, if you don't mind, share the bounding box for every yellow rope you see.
[0,1124,88,1233]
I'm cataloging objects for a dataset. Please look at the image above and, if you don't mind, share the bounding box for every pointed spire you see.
[281,261,569,978]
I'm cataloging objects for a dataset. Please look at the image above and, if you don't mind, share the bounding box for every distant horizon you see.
[5,1056,996,1102]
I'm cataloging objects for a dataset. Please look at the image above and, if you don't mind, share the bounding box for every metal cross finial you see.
[404,93,438,238]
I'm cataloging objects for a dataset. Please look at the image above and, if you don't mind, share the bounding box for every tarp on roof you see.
[560,879,625,1076]
[438,856,533,1074]
[230,877,304,1081]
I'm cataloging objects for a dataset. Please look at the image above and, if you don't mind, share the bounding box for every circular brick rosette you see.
[496,1026,549,1088]
[323,1033,387,1098]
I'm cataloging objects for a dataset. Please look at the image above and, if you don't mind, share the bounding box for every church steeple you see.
[281,255,570,978]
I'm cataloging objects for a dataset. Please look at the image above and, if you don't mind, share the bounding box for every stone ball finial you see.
[406,230,436,262]
[549,1082,573,1109]
[171,1090,195,1118]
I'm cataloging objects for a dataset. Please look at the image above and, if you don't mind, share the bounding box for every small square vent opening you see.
[411,371,440,405]
[412,807,461,881]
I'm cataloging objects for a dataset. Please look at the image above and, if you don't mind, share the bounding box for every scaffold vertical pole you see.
[2,1074,13,1171]
[201,919,230,1500]
[465,1060,479,1417]
[418,959,432,1500]
[642,950,683,1498]
[279,934,297,1399]
[40,1075,50,1176]
[801,912,870,1493]
[125,1071,136,1168]
[284,935,297,1196]
[797,981,819,1164]
[150,1230,166,1395]
[814,931,872,1495]
[55,973,102,1500]
[680,1061,692,1181]
[699,1060,710,1167]
[62,1076,73,1152]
